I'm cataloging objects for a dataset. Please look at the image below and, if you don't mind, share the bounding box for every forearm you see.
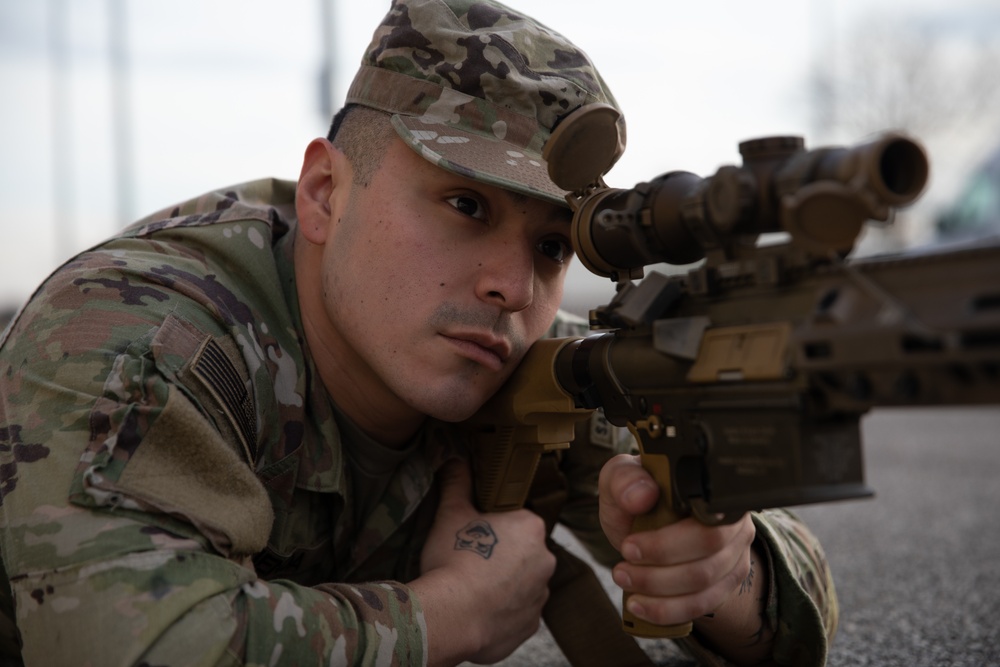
[691,539,774,665]
[410,569,482,667]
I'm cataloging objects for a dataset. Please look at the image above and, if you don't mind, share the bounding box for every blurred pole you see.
[808,0,837,143]
[48,0,73,264]
[109,0,134,228]
[318,0,336,126]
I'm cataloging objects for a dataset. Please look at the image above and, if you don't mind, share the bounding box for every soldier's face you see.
[313,136,573,425]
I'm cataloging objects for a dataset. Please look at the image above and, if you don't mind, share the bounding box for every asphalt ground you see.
[469,406,1000,667]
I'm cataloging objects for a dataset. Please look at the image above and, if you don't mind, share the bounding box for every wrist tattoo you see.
[739,557,756,596]
[746,597,769,646]
[454,520,498,559]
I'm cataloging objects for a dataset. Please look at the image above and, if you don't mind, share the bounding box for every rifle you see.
[462,104,1000,651]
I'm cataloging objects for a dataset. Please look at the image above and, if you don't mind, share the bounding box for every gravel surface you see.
[464,407,1000,666]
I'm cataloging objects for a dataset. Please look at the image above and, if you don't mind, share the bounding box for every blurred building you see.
[936,142,1000,242]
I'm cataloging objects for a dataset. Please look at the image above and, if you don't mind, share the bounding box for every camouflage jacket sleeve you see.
[0,226,428,665]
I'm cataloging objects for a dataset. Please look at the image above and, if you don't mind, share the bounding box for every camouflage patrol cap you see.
[345,0,626,207]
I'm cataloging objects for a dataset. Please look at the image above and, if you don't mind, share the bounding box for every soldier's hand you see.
[598,454,756,627]
[414,460,555,666]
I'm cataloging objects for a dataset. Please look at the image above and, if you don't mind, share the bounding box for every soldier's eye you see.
[446,195,488,221]
[538,237,572,264]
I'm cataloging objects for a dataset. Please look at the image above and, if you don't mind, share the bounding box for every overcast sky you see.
[1,0,997,309]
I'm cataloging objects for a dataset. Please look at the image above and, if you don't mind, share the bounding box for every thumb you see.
[437,458,476,511]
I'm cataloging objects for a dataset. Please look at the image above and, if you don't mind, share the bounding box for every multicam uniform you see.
[0,180,837,666]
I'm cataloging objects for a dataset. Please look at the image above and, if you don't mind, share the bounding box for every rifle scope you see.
[545,105,930,279]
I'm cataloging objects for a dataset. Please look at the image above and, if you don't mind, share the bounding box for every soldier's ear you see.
[296,138,351,245]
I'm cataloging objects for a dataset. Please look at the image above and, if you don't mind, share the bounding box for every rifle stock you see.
[463,109,1000,646]
[462,338,592,513]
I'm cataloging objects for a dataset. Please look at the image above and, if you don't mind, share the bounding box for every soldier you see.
[0,0,836,665]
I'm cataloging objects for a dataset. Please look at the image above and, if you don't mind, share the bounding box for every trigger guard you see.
[690,499,744,526]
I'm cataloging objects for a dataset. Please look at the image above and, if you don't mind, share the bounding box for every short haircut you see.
[326,105,395,187]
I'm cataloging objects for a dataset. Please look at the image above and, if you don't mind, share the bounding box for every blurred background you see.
[2,3,999,665]
[2,0,999,323]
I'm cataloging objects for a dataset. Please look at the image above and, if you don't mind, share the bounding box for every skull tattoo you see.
[454,519,499,559]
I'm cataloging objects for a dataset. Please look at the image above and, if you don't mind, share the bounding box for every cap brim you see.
[391,115,570,208]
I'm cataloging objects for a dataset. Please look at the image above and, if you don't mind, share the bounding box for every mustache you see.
[429,303,526,354]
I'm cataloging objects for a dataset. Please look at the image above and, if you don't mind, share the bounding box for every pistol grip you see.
[473,427,550,512]
[621,451,694,639]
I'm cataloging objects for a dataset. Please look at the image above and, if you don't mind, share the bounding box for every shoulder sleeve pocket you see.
[109,383,274,557]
